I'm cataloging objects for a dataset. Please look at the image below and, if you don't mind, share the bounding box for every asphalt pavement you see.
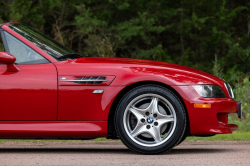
[0,140,249,166]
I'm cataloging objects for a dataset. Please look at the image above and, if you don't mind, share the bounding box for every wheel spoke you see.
[148,127,162,143]
[157,113,174,119]
[157,115,174,127]
[151,97,159,114]
[129,107,144,120]
[131,123,146,138]
[144,97,159,114]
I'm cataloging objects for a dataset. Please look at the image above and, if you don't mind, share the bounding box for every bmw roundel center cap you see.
[147,117,154,124]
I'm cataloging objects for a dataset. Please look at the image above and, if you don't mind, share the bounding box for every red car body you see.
[0,22,240,139]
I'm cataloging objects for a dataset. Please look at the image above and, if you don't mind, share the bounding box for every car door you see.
[0,30,57,120]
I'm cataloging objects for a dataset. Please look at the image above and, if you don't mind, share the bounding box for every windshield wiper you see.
[57,53,83,60]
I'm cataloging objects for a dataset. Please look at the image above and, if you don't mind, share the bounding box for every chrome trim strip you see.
[224,82,234,99]
[60,80,108,82]
[229,85,234,98]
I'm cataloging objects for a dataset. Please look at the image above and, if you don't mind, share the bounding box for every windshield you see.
[8,23,81,61]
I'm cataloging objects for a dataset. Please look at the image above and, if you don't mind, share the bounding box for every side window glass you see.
[4,31,48,64]
[0,32,5,51]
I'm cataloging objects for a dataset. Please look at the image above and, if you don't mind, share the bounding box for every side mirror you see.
[0,52,20,72]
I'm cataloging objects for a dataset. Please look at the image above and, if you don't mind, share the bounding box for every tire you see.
[115,85,186,154]
[175,134,187,146]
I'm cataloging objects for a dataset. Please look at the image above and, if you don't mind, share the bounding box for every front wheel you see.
[115,85,186,154]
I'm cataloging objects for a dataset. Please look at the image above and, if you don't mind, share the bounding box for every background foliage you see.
[230,77,250,132]
[0,0,249,131]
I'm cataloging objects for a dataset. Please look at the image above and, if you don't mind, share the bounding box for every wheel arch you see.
[107,81,190,139]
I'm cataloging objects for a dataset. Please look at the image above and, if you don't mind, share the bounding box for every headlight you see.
[192,85,226,98]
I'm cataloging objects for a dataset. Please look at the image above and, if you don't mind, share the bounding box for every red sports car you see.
[0,22,241,154]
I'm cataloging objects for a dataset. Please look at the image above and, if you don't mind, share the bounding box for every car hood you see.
[55,57,225,86]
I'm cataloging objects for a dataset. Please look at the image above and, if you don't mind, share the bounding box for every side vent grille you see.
[74,76,106,84]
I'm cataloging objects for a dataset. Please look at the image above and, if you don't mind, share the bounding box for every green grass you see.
[0,132,249,144]
[93,137,110,143]
[186,132,250,141]
[0,139,85,144]
[93,132,250,142]
[0,138,113,144]
[0,139,44,144]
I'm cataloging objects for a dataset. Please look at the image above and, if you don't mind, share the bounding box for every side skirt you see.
[0,121,107,139]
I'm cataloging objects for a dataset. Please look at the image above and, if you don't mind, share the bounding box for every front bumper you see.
[171,85,241,135]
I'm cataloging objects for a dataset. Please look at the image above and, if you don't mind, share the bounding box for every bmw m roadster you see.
[0,22,241,154]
